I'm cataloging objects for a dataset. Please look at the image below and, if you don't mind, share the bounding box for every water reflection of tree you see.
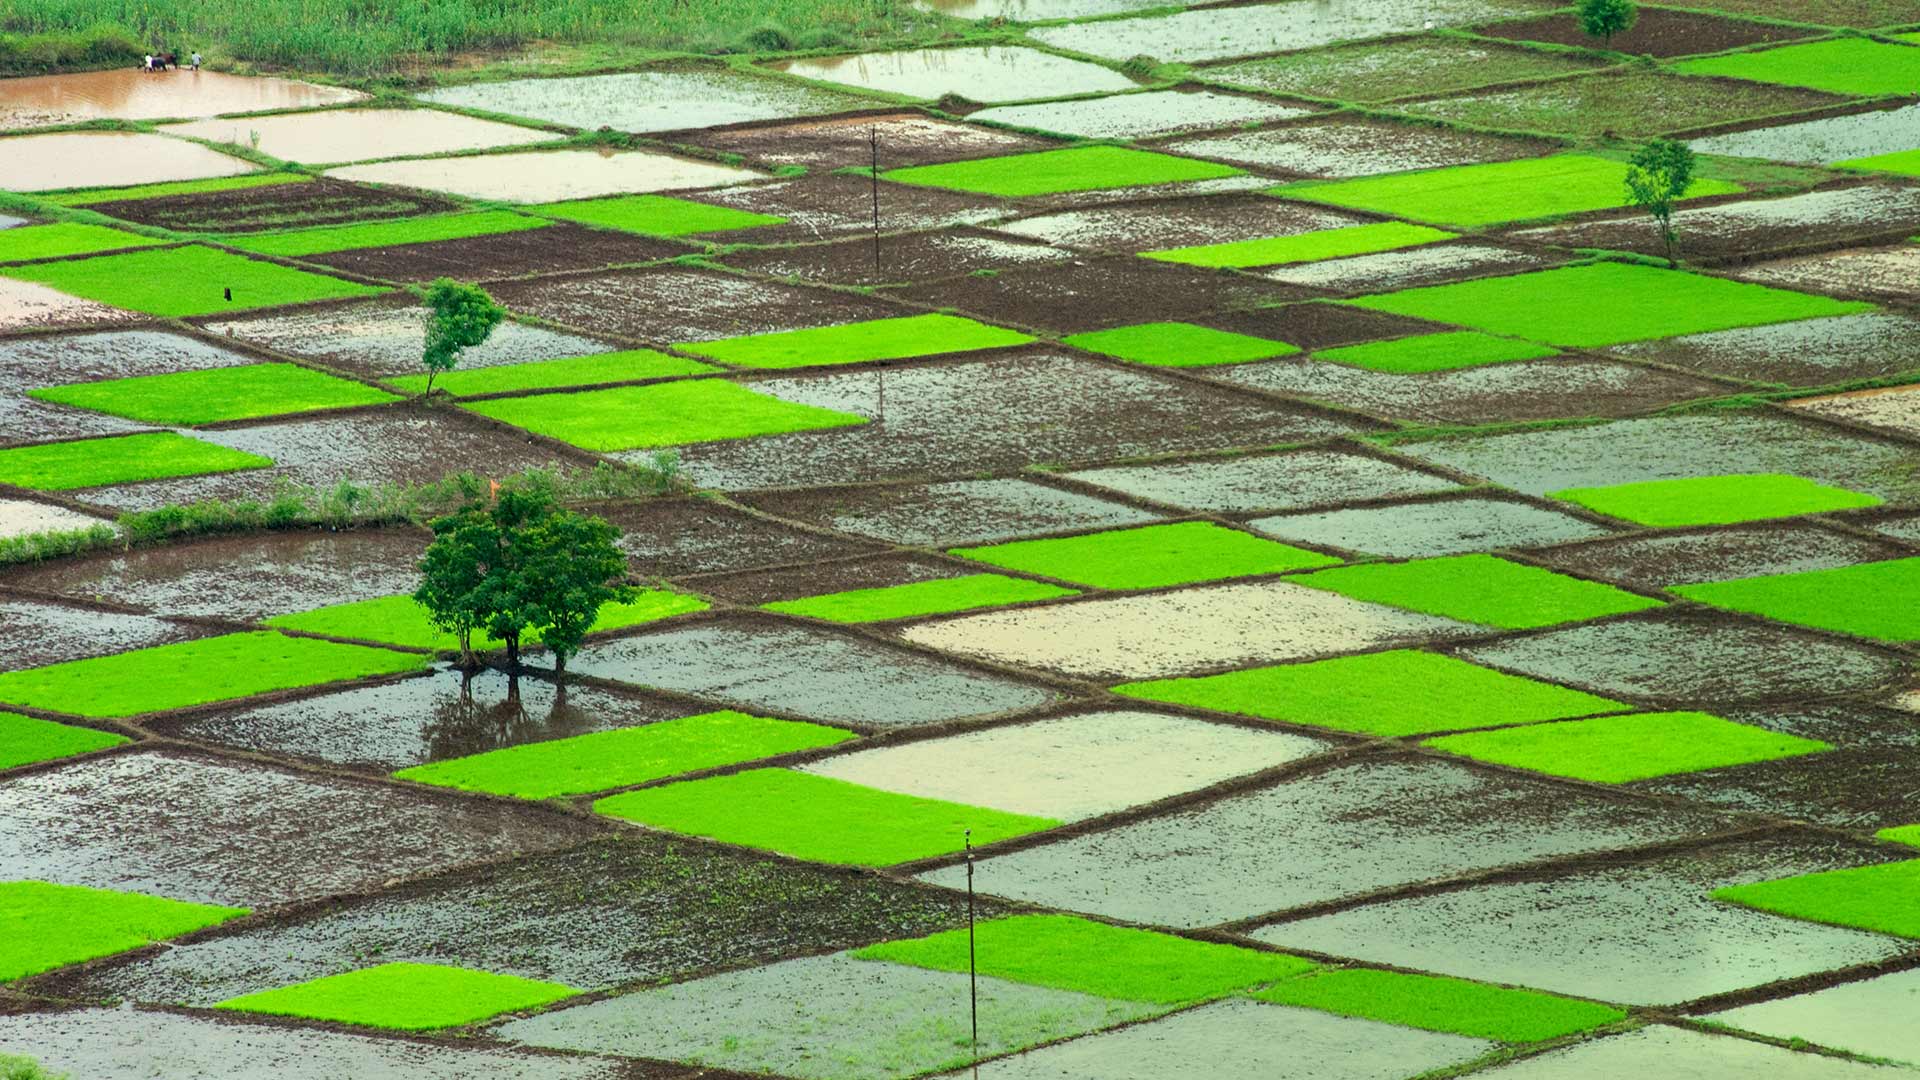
[419,670,599,761]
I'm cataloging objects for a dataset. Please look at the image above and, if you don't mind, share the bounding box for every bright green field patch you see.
[41,172,306,206]
[856,914,1314,1005]
[1713,859,1920,939]
[0,881,247,983]
[1276,154,1740,228]
[30,362,398,426]
[388,349,718,396]
[228,211,549,258]
[532,193,785,236]
[1549,473,1883,527]
[1672,39,1920,98]
[265,589,708,651]
[0,631,427,719]
[217,962,578,1031]
[0,710,130,770]
[1114,650,1628,738]
[1673,557,1920,641]
[763,573,1078,623]
[953,521,1340,591]
[0,222,164,263]
[1878,825,1920,848]
[0,432,271,491]
[1061,321,1300,367]
[1314,331,1559,373]
[1142,222,1457,269]
[0,245,387,317]
[593,768,1059,867]
[393,710,853,800]
[1423,711,1830,783]
[1345,262,1871,348]
[881,146,1244,197]
[1837,148,1920,176]
[680,313,1034,370]
[463,380,866,452]
[1296,553,1663,629]
[1253,968,1626,1042]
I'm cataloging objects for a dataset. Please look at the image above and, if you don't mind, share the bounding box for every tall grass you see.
[0,21,142,75]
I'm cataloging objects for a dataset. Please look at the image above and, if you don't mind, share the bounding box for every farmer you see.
[141,54,153,73]
[190,51,202,70]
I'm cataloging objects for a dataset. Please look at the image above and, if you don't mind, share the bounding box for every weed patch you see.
[0,245,386,317]
[532,193,784,236]
[228,211,549,258]
[0,223,163,263]
[1713,859,1920,939]
[1061,322,1299,367]
[1252,968,1626,1042]
[1296,553,1664,629]
[1143,222,1456,269]
[954,521,1340,590]
[1277,155,1739,228]
[764,573,1077,622]
[0,881,246,983]
[0,432,270,491]
[217,962,577,1030]
[882,146,1243,197]
[1549,474,1883,527]
[1673,557,1920,641]
[1423,711,1831,783]
[464,380,866,451]
[0,710,129,770]
[30,362,398,425]
[681,313,1033,369]
[1314,331,1558,373]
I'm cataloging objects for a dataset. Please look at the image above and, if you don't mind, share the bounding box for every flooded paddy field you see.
[6,7,1920,1077]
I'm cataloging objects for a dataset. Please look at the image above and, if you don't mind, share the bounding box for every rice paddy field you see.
[4,3,1920,1077]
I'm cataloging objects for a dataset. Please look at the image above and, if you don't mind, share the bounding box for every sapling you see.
[1576,0,1636,46]
[420,278,505,395]
[1624,138,1697,268]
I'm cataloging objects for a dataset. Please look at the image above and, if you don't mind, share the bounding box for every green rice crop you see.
[1672,557,1920,641]
[1314,331,1558,373]
[1423,711,1831,783]
[953,521,1340,590]
[389,349,716,395]
[1253,968,1626,1042]
[1877,825,1920,848]
[0,432,271,491]
[1061,322,1299,367]
[265,589,709,651]
[1276,155,1741,228]
[0,245,387,317]
[227,211,548,258]
[0,222,164,263]
[1141,222,1456,269]
[1295,553,1665,629]
[531,193,784,236]
[463,380,866,451]
[0,710,129,770]
[1672,38,1920,98]
[1713,858,1920,939]
[1548,474,1883,527]
[0,880,247,983]
[1837,148,1920,176]
[30,362,399,425]
[882,146,1243,197]
[763,573,1078,622]
[216,962,577,1030]
[681,313,1033,369]
[38,173,306,206]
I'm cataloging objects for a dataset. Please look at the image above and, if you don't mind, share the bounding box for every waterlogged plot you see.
[1,246,387,317]
[1713,968,1920,1067]
[1675,558,1920,642]
[388,349,717,395]
[1114,650,1628,738]
[217,963,578,1030]
[0,432,269,491]
[0,277,139,333]
[227,210,550,257]
[1315,331,1557,373]
[331,149,760,203]
[1551,474,1884,527]
[968,90,1312,140]
[0,222,163,263]
[1251,497,1609,558]
[1144,222,1457,270]
[1065,450,1459,514]
[1205,36,1608,104]
[1253,969,1624,1043]
[699,112,1051,171]
[765,573,1077,622]
[206,298,616,379]
[0,711,128,770]
[419,68,872,132]
[1539,522,1906,592]
[1511,185,1920,264]
[1424,711,1832,783]
[1691,101,1920,163]
[595,768,1059,866]
[1400,70,1844,140]
[0,498,102,539]
[161,109,555,165]
[770,46,1138,103]
[1030,0,1551,62]
[682,313,1033,368]
[0,131,256,193]
[746,477,1161,546]
[952,521,1340,590]
[30,362,398,425]
[1734,244,1920,302]
[1793,384,1920,439]
[486,267,904,344]
[1478,1025,1903,1079]
[265,589,709,651]
[0,599,198,670]
[1061,322,1300,367]
[990,196,1361,253]
[1277,155,1741,228]
[1295,554,1664,630]
[1673,38,1920,98]
[1165,117,1552,179]
[465,380,867,451]
[531,193,784,236]
[0,68,362,128]
[723,227,1071,287]
[394,711,854,799]
[883,146,1243,197]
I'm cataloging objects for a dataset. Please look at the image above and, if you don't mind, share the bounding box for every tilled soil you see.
[486,267,905,343]
[885,256,1316,334]
[594,496,881,577]
[307,222,692,283]
[718,227,1073,287]
[87,179,460,233]
[1508,184,1920,264]
[1469,7,1821,58]
[692,112,1059,171]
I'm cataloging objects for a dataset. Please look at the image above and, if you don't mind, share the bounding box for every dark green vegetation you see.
[0,21,141,76]
[464,380,867,450]
[216,962,578,1030]
[1278,155,1740,228]
[0,245,386,317]
[1673,38,1920,97]
[856,914,1315,1004]
[1253,968,1627,1042]
[1575,0,1637,46]
[0,710,129,770]
[1423,711,1831,783]
[265,589,707,650]
[38,173,307,206]
[0,881,246,982]
[763,573,1078,622]
[1296,553,1665,629]
[1142,222,1456,269]
[1314,331,1558,373]
[882,147,1244,197]
[1713,859,1920,939]
[1624,138,1697,267]
[0,631,426,718]
[532,194,785,236]
[1060,322,1299,367]
[29,362,399,425]
[389,349,717,395]
[1114,650,1628,738]
[420,278,506,394]
[681,313,1033,369]
[953,521,1341,590]
[593,768,1060,866]
[229,211,549,258]
[0,223,162,263]
[0,432,270,491]
[1548,474,1883,527]
[1673,557,1920,642]
[394,711,854,799]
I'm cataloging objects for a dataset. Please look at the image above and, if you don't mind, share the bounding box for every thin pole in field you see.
[870,124,881,275]
[966,828,978,1068]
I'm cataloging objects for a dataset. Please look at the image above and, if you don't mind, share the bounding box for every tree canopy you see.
[421,279,506,394]
[1624,138,1697,268]
[1576,0,1636,45]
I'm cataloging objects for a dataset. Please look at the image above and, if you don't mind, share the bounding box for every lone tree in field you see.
[1625,138,1697,268]
[1576,0,1636,46]
[415,487,634,672]
[420,278,505,394]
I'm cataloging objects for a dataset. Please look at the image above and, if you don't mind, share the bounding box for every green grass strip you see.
[0,631,427,719]
[1671,39,1920,98]
[217,962,578,1031]
[1549,473,1883,527]
[227,211,549,258]
[0,432,271,491]
[388,349,717,395]
[1672,557,1920,641]
[593,767,1059,867]
[1113,650,1628,738]
[0,223,165,263]
[0,245,386,317]
[1836,148,1920,177]
[0,710,130,770]
[1877,825,1920,848]
[881,146,1244,197]
[856,914,1315,1005]
[30,362,398,426]
[1314,331,1559,374]
[1061,322,1299,367]
[764,573,1077,623]
[1252,968,1626,1043]
[1344,262,1870,348]
[954,520,1339,591]
[393,710,853,800]
[1142,222,1456,269]
[464,380,866,452]
[1295,553,1664,629]
[265,589,708,651]
[681,313,1034,369]
[1713,859,1920,939]
[1423,711,1830,783]
[1274,154,1740,228]
[531,193,785,236]
[38,172,308,207]
[0,881,247,983]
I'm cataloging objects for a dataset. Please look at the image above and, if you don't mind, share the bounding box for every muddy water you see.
[1608,311,1920,386]
[1250,496,1608,559]
[205,298,612,378]
[770,46,1137,103]
[1690,101,1920,163]
[0,130,254,192]
[420,69,871,134]
[1167,117,1548,178]
[0,597,197,669]
[330,147,759,202]
[968,90,1312,140]
[749,476,1159,546]
[0,68,361,129]
[0,277,140,332]
[1538,522,1905,591]
[1031,0,1548,62]
[918,0,1173,18]
[162,107,551,165]
[0,498,106,541]
[1792,382,1920,439]
[1066,449,1459,514]
[1715,967,1920,1066]
[1736,245,1920,302]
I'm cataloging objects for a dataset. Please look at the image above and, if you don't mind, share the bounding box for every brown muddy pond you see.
[162,107,553,166]
[0,68,363,129]
[0,130,255,192]
[769,46,1138,103]
[330,147,760,202]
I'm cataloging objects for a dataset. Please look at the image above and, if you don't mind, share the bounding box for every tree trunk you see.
[504,633,520,671]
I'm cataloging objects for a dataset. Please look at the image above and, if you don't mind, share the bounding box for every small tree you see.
[1576,0,1636,46]
[514,508,633,674]
[1625,138,1696,268]
[414,502,500,668]
[420,279,505,395]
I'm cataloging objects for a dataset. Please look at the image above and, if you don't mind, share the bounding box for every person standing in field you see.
[191,52,202,70]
